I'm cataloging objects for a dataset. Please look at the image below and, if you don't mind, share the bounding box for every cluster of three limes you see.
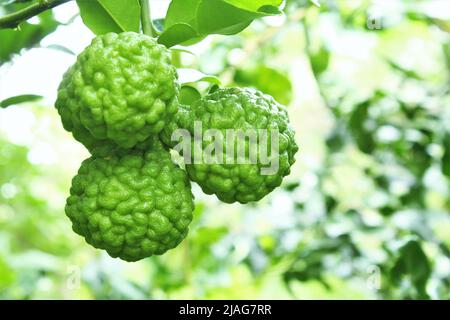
[56,32,298,261]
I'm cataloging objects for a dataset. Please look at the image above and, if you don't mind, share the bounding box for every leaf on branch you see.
[158,0,283,48]
[76,0,140,35]
[0,11,59,65]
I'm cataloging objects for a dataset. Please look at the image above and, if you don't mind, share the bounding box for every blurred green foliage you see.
[0,0,449,299]
[0,1,60,65]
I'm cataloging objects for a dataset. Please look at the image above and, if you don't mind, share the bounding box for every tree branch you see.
[0,0,72,29]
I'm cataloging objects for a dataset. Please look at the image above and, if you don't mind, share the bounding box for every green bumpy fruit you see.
[161,88,298,204]
[56,32,179,152]
[65,139,194,262]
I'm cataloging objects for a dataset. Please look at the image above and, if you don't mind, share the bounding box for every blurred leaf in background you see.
[234,65,293,105]
[0,1,60,65]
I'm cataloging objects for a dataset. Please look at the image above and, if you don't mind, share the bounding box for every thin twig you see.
[0,0,72,29]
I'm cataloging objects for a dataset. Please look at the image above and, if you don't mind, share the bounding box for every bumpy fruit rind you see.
[161,87,298,204]
[65,138,194,262]
[56,32,179,152]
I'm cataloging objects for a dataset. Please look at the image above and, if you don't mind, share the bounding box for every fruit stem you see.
[139,0,158,37]
[0,0,72,29]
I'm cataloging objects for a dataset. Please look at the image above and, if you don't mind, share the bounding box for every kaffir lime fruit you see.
[65,138,194,262]
[161,87,298,204]
[56,32,179,152]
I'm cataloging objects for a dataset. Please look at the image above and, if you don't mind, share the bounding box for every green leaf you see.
[158,23,201,48]
[208,84,220,94]
[234,65,293,105]
[196,1,256,35]
[171,48,195,56]
[325,124,347,152]
[188,226,228,268]
[178,68,222,86]
[310,46,330,76]
[43,44,76,55]
[163,0,199,29]
[442,133,450,178]
[283,182,300,192]
[177,69,221,99]
[348,100,375,154]
[390,239,431,299]
[179,86,201,105]
[0,94,43,108]
[159,0,283,47]
[76,0,140,35]
[224,0,283,12]
[0,256,15,288]
[443,43,450,71]
[0,11,59,65]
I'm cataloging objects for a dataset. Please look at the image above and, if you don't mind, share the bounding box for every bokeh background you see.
[0,0,449,299]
